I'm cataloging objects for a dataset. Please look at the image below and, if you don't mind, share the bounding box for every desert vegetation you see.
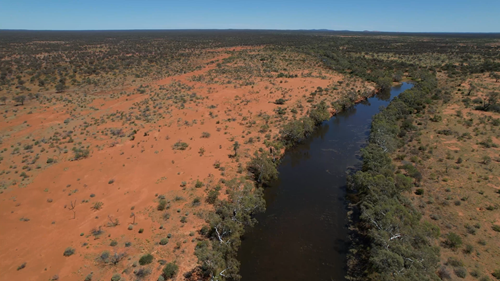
[1,30,499,281]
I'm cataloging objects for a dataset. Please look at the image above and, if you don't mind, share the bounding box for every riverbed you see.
[238,82,414,281]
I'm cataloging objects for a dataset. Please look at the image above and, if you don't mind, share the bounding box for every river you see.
[238,82,414,281]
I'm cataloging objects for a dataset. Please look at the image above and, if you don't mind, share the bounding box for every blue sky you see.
[1,0,499,32]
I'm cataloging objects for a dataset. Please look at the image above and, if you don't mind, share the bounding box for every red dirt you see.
[0,48,374,281]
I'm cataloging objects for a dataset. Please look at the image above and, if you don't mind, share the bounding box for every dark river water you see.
[238,82,413,281]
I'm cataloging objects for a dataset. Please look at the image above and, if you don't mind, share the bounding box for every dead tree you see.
[107,215,119,227]
[68,200,76,219]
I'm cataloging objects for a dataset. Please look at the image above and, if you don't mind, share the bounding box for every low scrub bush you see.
[139,254,153,265]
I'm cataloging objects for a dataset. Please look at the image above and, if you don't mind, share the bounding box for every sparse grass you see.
[91,201,103,210]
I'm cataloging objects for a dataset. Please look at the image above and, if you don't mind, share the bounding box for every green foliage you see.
[247,151,278,184]
[280,117,315,145]
[475,91,500,112]
[401,163,422,181]
[63,247,75,257]
[394,174,413,191]
[377,76,393,92]
[195,178,265,280]
[13,95,26,105]
[308,101,330,124]
[172,141,188,150]
[445,232,463,249]
[347,73,440,280]
[162,262,178,279]
[454,267,467,278]
[195,180,204,188]
[139,253,153,265]
[157,199,167,211]
[73,147,90,160]
[17,262,26,271]
[274,98,286,105]
[233,141,240,156]
[492,269,500,280]
[207,189,219,204]
[360,144,394,175]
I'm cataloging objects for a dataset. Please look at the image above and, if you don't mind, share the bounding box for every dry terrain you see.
[393,73,500,280]
[0,45,374,281]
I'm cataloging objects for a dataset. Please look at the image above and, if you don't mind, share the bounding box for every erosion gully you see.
[238,82,414,281]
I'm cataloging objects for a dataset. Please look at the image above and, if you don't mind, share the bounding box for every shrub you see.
[492,225,500,232]
[438,266,452,280]
[308,101,330,124]
[195,180,204,188]
[163,262,179,279]
[99,251,110,263]
[274,98,286,105]
[84,273,93,281]
[172,141,188,150]
[454,267,467,278]
[201,132,211,138]
[139,254,153,265]
[483,156,492,164]
[157,199,167,211]
[415,188,424,195]
[111,274,121,281]
[63,247,75,256]
[73,147,90,160]
[464,244,474,254]
[206,189,219,204]
[492,269,500,279]
[163,212,171,220]
[445,232,463,249]
[92,202,103,210]
[160,238,169,245]
[91,227,104,236]
[447,257,463,267]
[192,197,201,206]
[135,267,151,278]
[17,262,26,271]
[470,269,480,278]
[200,225,210,236]
[247,151,278,184]
[280,117,315,145]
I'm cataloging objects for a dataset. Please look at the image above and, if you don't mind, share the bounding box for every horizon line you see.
[1,28,500,34]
